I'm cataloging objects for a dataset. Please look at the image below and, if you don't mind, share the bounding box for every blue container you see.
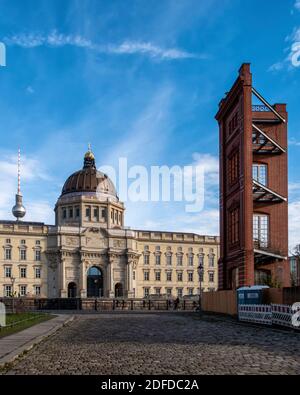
[237,286,269,305]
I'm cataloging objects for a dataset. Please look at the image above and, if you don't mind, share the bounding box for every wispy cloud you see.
[107,41,201,60]
[142,208,220,236]
[289,200,300,249]
[295,0,300,11]
[3,30,202,61]
[289,137,300,146]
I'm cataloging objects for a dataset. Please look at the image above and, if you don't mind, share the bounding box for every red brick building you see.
[216,63,289,290]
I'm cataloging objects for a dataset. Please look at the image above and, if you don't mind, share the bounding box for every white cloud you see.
[268,61,285,72]
[295,0,300,11]
[289,138,300,146]
[26,86,35,94]
[141,208,220,236]
[289,200,300,249]
[25,201,54,224]
[107,41,201,60]
[191,152,219,187]
[4,31,201,61]
[0,152,51,222]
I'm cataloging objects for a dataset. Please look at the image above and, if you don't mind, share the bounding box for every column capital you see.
[126,250,141,269]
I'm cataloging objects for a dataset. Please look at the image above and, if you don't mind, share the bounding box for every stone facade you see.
[0,150,219,299]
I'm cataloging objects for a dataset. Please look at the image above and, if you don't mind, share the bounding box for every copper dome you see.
[60,149,118,200]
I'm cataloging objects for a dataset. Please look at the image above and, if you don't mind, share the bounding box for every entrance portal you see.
[87,266,103,297]
[115,282,123,298]
[68,282,77,298]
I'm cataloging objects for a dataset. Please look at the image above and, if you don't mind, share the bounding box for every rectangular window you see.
[144,271,150,281]
[21,239,26,245]
[228,207,239,246]
[20,285,27,297]
[177,272,183,282]
[20,249,27,261]
[76,207,80,218]
[188,288,194,296]
[133,271,135,280]
[166,271,172,282]
[85,207,91,218]
[177,288,183,298]
[35,250,41,261]
[188,255,194,266]
[144,255,149,265]
[155,255,161,265]
[253,164,267,186]
[228,151,239,185]
[198,255,204,266]
[209,272,214,283]
[6,238,11,244]
[177,255,183,266]
[155,272,161,281]
[154,287,161,296]
[188,272,193,282]
[166,255,172,265]
[5,285,12,297]
[166,288,172,297]
[144,288,150,298]
[35,286,41,296]
[5,267,11,278]
[93,208,98,219]
[5,248,11,260]
[20,267,27,278]
[209,256,215,267]
[69,208,73,218]
[228,112,238,136]
[35,267,41,279]
[253,214,269,248]
[36,240,41,245]
[63,208,67,219]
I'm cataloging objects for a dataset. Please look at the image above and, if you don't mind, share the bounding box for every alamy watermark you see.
[291,42,300,67]
[97,158,205,213]
[0,42,6,67]
[292,302,300,328]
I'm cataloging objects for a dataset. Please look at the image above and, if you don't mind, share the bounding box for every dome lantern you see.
[60,146,118,202]
[83,143,96,169]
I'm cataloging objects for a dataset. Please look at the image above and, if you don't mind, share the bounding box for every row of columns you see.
[58,253,137,298]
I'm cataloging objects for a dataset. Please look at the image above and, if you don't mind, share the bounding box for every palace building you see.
[0,148,219,299]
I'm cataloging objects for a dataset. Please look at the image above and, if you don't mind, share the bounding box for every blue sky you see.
[0,0,300,248]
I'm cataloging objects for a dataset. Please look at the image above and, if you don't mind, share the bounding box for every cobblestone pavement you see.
[4,313,300,375]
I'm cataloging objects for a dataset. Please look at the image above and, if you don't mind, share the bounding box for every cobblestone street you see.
[4,313,300,375]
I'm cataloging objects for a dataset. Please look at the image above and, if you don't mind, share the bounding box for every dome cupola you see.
[60,146,118,202]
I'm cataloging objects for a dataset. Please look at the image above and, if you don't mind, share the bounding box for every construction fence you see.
[238,303,300,330]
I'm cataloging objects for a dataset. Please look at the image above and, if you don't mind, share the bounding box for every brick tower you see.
[216,63,289,290]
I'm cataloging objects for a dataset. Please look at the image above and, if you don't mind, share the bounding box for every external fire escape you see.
[251,88,287,265]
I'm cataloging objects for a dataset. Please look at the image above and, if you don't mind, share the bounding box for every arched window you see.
[253,163,268,186]
[253,214,269,248]
[87,266,103,297]
[68,282,77,298]
[115,283,123,298]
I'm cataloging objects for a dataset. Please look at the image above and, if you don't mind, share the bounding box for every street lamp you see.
[197,263,204,314]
